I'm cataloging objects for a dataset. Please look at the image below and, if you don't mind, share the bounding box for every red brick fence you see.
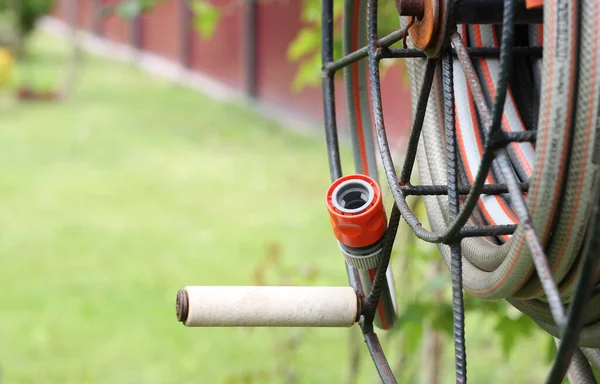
[51,0,411,142]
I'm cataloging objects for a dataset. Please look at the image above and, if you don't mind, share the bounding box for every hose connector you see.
[326,174,388,268]
[326,174,397,330]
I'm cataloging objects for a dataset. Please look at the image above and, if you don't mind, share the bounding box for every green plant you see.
[286,0,404,90]
[178,0,405,90]
[0,0,56,36]
[113,0,165,19]
[113,0,221,39]
[0,0,55,51]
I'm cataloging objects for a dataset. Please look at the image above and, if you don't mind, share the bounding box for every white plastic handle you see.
[177,286,359,327]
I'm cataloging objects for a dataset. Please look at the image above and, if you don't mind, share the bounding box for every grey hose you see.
[582,348,600,371]
[564,346,597,384]
[402,0,600,347]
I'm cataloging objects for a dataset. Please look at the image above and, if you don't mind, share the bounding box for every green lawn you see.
[0,34,552,383]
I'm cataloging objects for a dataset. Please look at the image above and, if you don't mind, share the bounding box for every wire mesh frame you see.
[320,0,600,383]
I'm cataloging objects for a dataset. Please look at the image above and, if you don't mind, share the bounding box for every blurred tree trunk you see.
[423,260,444,384]
[7,0,22,56]
[347,326,362,384]
[58,0,81,100]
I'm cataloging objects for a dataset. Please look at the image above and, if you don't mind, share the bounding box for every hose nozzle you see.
[326,174,397,329]
[327,174,388,269]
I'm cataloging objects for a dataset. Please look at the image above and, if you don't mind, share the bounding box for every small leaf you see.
[545,335,557,363]
[287,28,320,61]
[403,321,424,353]
[422,273,450,294]
[291,53,321,92]
[192,0,221,39]
[252,265,265,286]
[115,0,142,19]
[300,0,322,24]
[392,300,430,336]
[494,313,535,357]
[430,302,454,336]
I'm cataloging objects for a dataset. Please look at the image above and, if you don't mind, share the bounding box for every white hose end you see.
[177,286,360,328]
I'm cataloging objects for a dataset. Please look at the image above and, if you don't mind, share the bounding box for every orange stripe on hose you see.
[468,92,519,226]
[488,27,533,176]
[352,0,369,175]
[477,2,559,297]
[499,3,563,298]
[457,95,513,242]
[475,0,577,297]
[352,1,388,328]
[456,24,518,238]
[539,0,577,246]
[369,268,390,329]
[526,0,544,10]
[552,2,598,277]
[466,85,519,239]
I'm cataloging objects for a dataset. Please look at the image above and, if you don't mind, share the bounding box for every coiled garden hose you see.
[403,0,600,347]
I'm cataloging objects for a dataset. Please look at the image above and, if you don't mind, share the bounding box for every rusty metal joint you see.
[359,313,375,334]
[321,67,334,78]
[360,295,379,325]
[396,0,425,19]
[374,47,386,61]
[397,178,412,188]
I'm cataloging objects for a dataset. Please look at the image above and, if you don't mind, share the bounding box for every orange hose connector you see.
[326,174,387,249]
[525,0,543,9]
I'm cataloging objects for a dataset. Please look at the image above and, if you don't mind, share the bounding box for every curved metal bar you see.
[366,0,441,242]
[369,0,519,245]
[401,182,529,196]
[438,0,517,243]
[499,153,566,327]
[363,331,398,384]
[321,0,343,181]
[450,31,492,124]
[358,2,402,380]
[460,225,517,237]
[366,204,401,308]
[324,28,408,75]
[321,0,362,292]
[319,0,597,383]
[442,51,468,384]
[546,180,600,383]
[399,59,438,184]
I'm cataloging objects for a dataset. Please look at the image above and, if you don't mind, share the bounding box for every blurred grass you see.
[0,33,361,383]
[0,33,552,383]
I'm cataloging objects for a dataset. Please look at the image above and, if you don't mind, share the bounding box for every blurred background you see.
[0,0,555,383]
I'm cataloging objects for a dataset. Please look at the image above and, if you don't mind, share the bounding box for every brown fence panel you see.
[48,1,411,142]
[77,0,96,31]
[140,0,180,61]
[102,0,130,44]
[50,1,63,18]
[253,0,353,134]
[189,0,244,88]
[379,65,412,143]
[50,0,94,30]
[253,1,413,143]
[254,2,326,119]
